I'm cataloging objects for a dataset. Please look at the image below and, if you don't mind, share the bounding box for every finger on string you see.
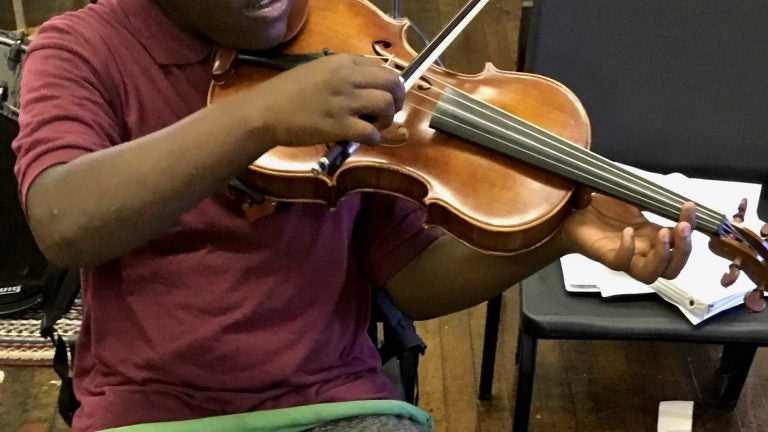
[661,222,692,279]
[679,201,696,231]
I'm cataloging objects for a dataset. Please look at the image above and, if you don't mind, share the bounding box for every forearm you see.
[385,233,565,320]
[26,101,271,267]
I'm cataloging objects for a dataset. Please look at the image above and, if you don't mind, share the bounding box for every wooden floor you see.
[2,289,768,431]
[3,1,768,431]
[416,290,768,432]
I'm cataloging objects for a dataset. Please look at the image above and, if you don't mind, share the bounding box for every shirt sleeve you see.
[356,194,444,288]
[12,17,121,208]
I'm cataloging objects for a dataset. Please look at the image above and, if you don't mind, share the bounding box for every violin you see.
[208,0,768,307]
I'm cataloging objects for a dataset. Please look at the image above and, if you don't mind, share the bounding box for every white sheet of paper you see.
[561,254,654,296]
[657,400,694,432]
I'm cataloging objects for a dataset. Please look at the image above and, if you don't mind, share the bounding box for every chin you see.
[212,30,285,51]
[219,22,288,51]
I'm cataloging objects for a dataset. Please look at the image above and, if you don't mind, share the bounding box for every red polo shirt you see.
[12,1,440,430]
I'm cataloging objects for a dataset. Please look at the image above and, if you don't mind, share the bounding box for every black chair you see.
[478,1,768,431]
[370,289,426,405]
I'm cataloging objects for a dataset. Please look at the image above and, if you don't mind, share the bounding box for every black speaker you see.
[0,112,49,315]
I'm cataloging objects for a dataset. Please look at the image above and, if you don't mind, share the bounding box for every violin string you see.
[407,75,708,211]
[401,95,730,236]
[375,58,717,220]
[374,57,745,241]
[417,88,750,243]
[403,101,756,252]
[394,72,728,225]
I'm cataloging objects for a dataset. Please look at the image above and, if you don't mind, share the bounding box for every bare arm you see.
[386,195,695,321]
[26,101,270,268]
[25,54,405,268]
[384,234,563,320]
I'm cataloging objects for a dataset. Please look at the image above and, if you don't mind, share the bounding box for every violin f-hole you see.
[371,40,434,90]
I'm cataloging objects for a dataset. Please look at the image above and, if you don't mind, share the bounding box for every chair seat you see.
[521,261,768,345]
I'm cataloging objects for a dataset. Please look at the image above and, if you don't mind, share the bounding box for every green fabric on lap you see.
[102,400,433,432]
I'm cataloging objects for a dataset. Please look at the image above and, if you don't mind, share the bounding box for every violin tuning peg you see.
[744,288,766,313]
[731,198,748,223]
[720,262,741,287]
[760,222,768,239]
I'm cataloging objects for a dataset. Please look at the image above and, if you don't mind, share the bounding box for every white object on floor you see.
[657,400,694,432]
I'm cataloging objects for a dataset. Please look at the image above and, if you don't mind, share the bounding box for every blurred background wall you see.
[1,0,91,30]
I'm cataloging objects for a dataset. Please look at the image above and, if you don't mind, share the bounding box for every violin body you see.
[209,0,591,254]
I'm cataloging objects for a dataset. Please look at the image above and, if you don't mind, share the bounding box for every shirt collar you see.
[116,0,214,66]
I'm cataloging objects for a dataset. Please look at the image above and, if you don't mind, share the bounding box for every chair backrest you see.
[524,0,768,217]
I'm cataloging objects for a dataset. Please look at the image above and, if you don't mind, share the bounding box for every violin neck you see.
[430,87,727,238]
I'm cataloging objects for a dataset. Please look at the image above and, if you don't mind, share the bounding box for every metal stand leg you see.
[479,294,503,400]
[513,329,538,432]
[714,343,757,409]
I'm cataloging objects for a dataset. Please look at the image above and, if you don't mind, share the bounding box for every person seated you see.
[12,0,694,430]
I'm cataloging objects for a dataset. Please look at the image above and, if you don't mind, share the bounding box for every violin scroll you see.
[708,201,768,312]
